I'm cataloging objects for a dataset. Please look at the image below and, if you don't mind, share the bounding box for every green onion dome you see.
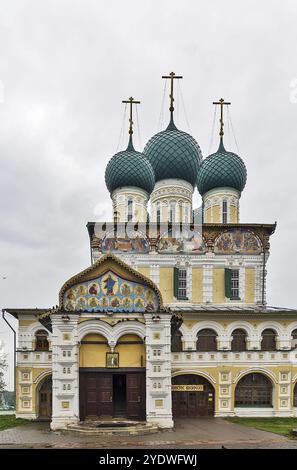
[105,137,155,194]
[143,118,203,187]
[197,139,247,196]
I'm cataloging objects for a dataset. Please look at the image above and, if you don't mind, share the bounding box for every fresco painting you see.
[63,270,159,313]
[102,230,150,253]
[158,229,206,253]
[214,228,262,254]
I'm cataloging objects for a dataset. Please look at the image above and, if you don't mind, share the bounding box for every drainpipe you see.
[2,309,16,405]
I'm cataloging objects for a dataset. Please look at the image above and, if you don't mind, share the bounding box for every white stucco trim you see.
[78,319,146,344]
[172,369,217,385]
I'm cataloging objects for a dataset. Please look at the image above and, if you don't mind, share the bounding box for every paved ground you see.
[0,418,297,448]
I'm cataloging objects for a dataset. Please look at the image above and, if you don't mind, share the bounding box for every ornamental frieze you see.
[88,222,275,255]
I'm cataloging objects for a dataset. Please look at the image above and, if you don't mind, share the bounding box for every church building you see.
[4,73,297,431]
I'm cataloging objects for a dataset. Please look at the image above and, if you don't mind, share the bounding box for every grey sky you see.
[0,0,297,389]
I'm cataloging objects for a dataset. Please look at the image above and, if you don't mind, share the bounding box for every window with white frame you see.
[222,200,228,224]
[169,201,176,223]
[231,269,239,299]
[127,198,133,221]
[185,205,190,223]
[177,268,187,299]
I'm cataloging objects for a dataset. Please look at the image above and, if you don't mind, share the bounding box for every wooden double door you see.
[38,377,52,420]
[172,375,215,418]
[79,370,146,420]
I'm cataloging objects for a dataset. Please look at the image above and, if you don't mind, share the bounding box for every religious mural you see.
[214,228,262,254]
[63,270,159,313]
[101,230,149,254]
[158,228,206,254]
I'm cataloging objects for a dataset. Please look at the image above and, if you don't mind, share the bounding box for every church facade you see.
[5,75,297,430]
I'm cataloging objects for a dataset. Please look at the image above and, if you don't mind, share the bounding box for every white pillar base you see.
[147,415,174,429]
[50,416,79,431]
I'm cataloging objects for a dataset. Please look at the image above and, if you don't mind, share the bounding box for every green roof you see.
[143,118,203,186]
[105,137,155,194]
[197,139,247,195]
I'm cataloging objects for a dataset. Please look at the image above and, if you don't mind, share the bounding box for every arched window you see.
[169,201,176,223]
[35,330,49,351]
[156,202,161,223]
[196,329,217,351]
[231,329,247,351]
[235,373,273,407]
[291,329,297,349]
[127,198,133,221]
[222,199,228,224]
[261,329,277,351]
[171,330,183,352]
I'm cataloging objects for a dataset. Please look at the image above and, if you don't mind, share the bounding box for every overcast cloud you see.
[0,0,297,389]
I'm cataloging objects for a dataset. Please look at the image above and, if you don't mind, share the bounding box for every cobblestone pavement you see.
[1,419,297,449]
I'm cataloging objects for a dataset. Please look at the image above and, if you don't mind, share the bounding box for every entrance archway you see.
[38,376,52,420]
[172,374,215,418]
[294,382,297,407]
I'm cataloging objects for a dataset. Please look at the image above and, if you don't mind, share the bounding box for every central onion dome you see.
[143,118,203,187]
[197,139,247,195]
[105,136,155,194]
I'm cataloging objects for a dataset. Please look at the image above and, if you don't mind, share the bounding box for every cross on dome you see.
[212,98,231,140]
[122,96,140,136]
[162,71,183,120]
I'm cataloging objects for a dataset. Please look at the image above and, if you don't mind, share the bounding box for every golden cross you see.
[162,71,183,113]
[122,96,140,135]
[213,98,231,137]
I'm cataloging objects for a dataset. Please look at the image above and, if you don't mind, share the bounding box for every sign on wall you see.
[172,385,204,392]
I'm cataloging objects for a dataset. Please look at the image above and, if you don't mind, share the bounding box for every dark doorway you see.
[172,374,215,418]
[38,377,52,420]
[113,374,127,416]
[79,370,146,421]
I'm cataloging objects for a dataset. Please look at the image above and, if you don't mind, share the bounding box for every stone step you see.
[64,422,159,436]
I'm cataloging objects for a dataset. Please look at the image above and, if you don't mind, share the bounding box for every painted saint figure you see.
[104,274,116,295]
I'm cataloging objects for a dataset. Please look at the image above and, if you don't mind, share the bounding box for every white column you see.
[203,263,213,303]
[50,313,79,430]
[144,313,173,428]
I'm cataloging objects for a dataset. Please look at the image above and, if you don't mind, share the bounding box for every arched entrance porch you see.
[172,374,215,418]
[79,332,146,421]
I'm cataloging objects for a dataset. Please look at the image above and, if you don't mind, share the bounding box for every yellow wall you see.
[213,268,225,303]
[230,205,238,223]
[79,334,145,368]
[192,268,203,302]
[160,267,173,303]
[19,319,36,327]
[212,205,220,223]
[115,334,145,368]
[205,207,211,223]
[245,268,255,303]
[79,334,109,368]
[138,267,150,278]
[205,205,221,223]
